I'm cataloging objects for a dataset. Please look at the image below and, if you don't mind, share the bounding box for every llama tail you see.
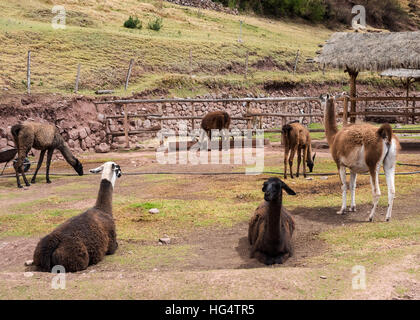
[377,123,393,144]
[11,124,23,146]
[33,234,60,272]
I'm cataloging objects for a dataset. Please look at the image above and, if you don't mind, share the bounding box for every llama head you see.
[90,162,122,188]
[307,153,316,172]
[73,158,84,176]
[262,177,296,202]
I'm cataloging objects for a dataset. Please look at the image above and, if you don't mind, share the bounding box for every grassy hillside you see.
[0,0,398,97]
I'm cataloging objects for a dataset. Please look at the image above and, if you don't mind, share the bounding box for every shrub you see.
[148,17,163,31]
[123,16,142,29]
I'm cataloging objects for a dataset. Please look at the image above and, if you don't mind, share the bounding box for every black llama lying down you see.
[248,177,296,265]
[32,162,122,272]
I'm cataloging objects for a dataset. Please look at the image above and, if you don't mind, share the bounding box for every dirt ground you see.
[0,147,419,299]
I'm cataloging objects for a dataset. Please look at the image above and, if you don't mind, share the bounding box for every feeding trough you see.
[0,148,30,175]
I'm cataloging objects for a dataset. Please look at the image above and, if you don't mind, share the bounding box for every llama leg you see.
[368,169,381,222]
[289,146,297,179]
[274,253,289,264]
[337,166,347,214]
[384,143,397,222]
[52,240,89,272]
[283,147,289,179]
[13,160,23,188]
[31,150,46,184]
[302,145,307,178]
[296,147,302,178]
[349,171,357,212]
[45,149,53,184]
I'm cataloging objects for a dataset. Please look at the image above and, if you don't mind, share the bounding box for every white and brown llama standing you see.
[322,95,399,221]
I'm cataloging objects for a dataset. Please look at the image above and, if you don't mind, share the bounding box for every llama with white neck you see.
[32,162,122,272]
[322,95,400,221]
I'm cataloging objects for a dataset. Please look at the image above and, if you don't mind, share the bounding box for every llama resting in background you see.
[282,120,316,179]
[32,162,121,272]
[248,177,296,265]
[322,95,400,221]
[11,122,83,188]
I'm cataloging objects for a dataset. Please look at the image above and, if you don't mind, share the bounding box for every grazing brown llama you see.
[33,162,122,272]
[11,122,83,188]
[322,95,400,221]
[282,120,316,179]
[248,177,296,265]
[200,111,231,148]
[248,107,262,129]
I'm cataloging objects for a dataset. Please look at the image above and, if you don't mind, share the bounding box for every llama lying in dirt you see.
[200,111,231,148]
[248,177,296,265]
[11,122,83,188]
[32,162,122,272]
[322,94,400,221]
[282,120,316,179]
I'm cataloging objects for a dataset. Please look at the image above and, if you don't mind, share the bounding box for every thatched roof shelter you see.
[380,68,420,80]
[315,31,420,123]
[315,32,420,72]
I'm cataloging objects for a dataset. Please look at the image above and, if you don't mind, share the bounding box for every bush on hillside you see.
[123,16,142,29]
[148,17,163,31]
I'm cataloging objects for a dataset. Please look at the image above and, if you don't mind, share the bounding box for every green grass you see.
[1,0,398,96]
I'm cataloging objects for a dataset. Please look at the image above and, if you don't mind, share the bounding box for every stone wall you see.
[165,0,238,15]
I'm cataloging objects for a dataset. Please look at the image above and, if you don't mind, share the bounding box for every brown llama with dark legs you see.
[248,177,296,265]
[282,120,316,179]
[32,162,122,272]
[11,122,83,188]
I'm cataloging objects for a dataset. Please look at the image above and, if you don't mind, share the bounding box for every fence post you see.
[125,59,134,91]
[189,49,192,76]
[27,50,31,94]
[343,96,348,125]
[293,50,300,75]
[74,63,81,93]
[244,51,248,80]
[123,104,129,148]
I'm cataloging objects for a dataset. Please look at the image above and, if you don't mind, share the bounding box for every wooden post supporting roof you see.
[346,67,359,124]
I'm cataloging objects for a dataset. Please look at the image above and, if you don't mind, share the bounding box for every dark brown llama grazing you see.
[32,162,121,272]
[11,122,83,188]
[248,177,296,265]
[282,120,315,179]
[200,111,231,147]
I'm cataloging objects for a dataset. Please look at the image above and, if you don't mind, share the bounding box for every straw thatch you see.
[315,32,420,72]
[380,68,420,79]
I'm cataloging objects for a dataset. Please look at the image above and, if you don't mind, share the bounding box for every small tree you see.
[124,16,142,29]
[148,17,163,31]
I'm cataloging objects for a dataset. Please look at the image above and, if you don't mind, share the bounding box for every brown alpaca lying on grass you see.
[32,162,121,272]
[248,177,296,265]
[11,122,83,188]
[282,120,316,179]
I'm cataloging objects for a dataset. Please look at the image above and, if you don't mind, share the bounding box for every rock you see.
[97,113,106,123]
[0,138,7,149]
[159,237,171,245]
[24,272,34,278]
[149,208,160,214]
[320,275,327,279]
[320,176,328,180]
[89,121,102,132]
[78,127,88,140]
[305,177,313,180]
[69,129,79,140]
[95,143,110,153]
[24,260,33,266]
[84,136,94,148]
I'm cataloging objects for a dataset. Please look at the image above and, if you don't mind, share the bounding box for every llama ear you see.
[90,165,104,174]
[281,182,296,196]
